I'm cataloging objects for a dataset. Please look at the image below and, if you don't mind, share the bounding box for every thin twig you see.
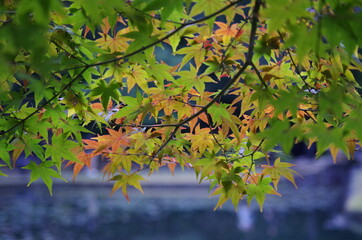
[57,0,244,72]
[148,0,263,165]
[1,0,243,138]
[171,98,204,108]
[245,0,262,63]
[243,138,265,180]
[278,31,313,90]
[50,40,89,66]
[250,61,268,88]
[304,110,318,124]
[205,111,229,159]
[219,21,248,74]
[0,67,89,136]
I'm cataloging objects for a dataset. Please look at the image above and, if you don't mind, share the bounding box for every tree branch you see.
[250,61,268,89]
[0,67,89,136]
[1,1,244,138]
[278,31,313,90]
[149,0,263,164]
[59,0,244,72]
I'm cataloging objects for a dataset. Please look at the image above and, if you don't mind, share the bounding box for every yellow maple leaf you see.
[185,128,214,153]
[95,28,130,53]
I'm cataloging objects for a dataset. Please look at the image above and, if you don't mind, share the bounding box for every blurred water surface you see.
[0,178,361,240]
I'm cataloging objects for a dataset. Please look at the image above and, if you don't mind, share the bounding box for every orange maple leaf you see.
[93,128,129,152]
[66,147,94,180]
[214,22,244,45]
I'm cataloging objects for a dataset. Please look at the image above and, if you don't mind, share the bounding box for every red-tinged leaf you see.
[83,26,91,38]
[167,161,177,176]
[12,141,25,167]
[73,152,93,180]
[88,128,129,153]
[102,128,129,151]
[83,139,108,154]
[214,22,243,45]
[100,17,111,34]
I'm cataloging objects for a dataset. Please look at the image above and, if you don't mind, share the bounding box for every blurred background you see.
[0,150,361,240]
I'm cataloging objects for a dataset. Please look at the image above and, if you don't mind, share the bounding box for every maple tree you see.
[1,0,362,210]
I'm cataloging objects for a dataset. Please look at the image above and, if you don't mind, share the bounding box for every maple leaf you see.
[214,22,243,45]
[188,109,209,132]
[190,0,226,16]
[44,135,80,166]
[184,128,215,154]
[110,173,146,202]
[210,179,246,210]
[66,147,93,181]
[92,128,129,152]
[175,43,207,69]
[23,161,66,195]
[100,17,111,34]
[262,158,301,190]
[247,177,281,212]
[95,28,130,53]
[83,139,108,154]
[123,64,149,92]
[108,153,134,173]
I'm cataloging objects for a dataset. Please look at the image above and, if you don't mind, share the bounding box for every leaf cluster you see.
[0,0,361,210]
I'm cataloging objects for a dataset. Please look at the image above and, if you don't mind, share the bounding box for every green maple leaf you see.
[23,161,66,195]
[110,173,146,201]
[247,177,280,212]
[44,134,80,170]
[89,79,121,111]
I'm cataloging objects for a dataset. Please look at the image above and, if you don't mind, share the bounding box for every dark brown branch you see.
[51,40,89,66]
[149,0,263,164]
[1,1,244,138]
[205,112,229,158]
[59,0,244,72]
[152,125,181,163]
[246,0,262,63]
[303,110,318,124]
[243,138,265,179]
[220,21,248,70]
[171,98,204,108]
[250,61,268,89]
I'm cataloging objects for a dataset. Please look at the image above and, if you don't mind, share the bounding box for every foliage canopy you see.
[1,0,362,210]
